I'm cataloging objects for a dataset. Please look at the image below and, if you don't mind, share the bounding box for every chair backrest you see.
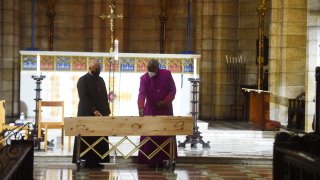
[0,100,5,132]
[38,101,64,124]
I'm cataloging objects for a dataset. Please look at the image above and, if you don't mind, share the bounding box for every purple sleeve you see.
[138,76,146,109]
[163,72,176,103]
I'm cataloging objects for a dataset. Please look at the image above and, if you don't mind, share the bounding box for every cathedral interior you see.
[1,0,320,179]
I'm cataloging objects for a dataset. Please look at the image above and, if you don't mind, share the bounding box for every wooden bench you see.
[0,100,29,142]
[0,100,34,180]
[65,116,193,170]
[0,140,34,180]
[273,132,320,180]
[287,93,305,131]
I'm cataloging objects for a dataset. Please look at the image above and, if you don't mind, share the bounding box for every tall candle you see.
[114,39,119,61]
[37,53,41,76]
[193,58,197,78]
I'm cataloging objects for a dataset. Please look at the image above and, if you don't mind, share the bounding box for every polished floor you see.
[33,120,276,180]
[34,163,273,180]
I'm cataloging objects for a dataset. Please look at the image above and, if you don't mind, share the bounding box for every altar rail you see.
[273,132,320,180]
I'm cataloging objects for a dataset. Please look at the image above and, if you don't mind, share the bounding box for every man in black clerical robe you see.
[72,59,111,168]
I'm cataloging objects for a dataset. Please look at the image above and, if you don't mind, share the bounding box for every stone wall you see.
[269,0,307,126]
[197,0,264,120]
[0,0,195,118]
[0,0,21,118]
[306,0,320,131]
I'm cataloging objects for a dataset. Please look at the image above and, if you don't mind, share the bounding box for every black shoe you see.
[148,164,156,168]
[85,164,104,169]
[156,163,164,168]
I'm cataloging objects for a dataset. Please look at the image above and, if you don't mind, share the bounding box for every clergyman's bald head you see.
[89,59,100,72]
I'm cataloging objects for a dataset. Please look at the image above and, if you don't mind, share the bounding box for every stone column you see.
[195,0,214,120]
[197,0,242,120]
[0,0,21,118]
[306,0,320,131]
[269,0,307,126]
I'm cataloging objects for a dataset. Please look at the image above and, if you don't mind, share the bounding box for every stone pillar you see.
[0,0,21,118]
[195,0,214,120]
[269,0,307,126]
[239,0,261,86]
[197,0,242,120]
[306,0,320,131]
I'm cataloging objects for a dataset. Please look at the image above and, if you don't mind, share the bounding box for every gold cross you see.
[100,1,123,53]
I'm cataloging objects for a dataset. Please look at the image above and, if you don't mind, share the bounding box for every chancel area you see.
[1,0,320,179]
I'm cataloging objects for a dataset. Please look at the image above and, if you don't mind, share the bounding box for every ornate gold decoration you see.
[257,0,267,90]
[79,136,175,160]
[100,0,123,53]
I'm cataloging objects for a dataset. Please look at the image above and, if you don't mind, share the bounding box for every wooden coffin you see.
[65,116,193,136]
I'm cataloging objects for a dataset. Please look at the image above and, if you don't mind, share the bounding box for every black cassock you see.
[72,73,111,168]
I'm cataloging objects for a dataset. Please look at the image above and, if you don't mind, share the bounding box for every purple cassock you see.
[137,69,177,166]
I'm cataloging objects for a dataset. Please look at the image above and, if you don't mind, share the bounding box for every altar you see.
[19,51,200,118]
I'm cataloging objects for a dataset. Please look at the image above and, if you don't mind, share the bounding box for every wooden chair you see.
[0,100,5,133]
[1,100,29,139]
[38,101,70,151]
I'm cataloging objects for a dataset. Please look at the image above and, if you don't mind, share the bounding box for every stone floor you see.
[33,120,277,180]
[34,163,273,180]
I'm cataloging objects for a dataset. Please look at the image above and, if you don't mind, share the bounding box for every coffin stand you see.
[65,116,193,171]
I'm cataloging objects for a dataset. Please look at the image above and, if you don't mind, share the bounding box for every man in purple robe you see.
[137,59,177,168]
